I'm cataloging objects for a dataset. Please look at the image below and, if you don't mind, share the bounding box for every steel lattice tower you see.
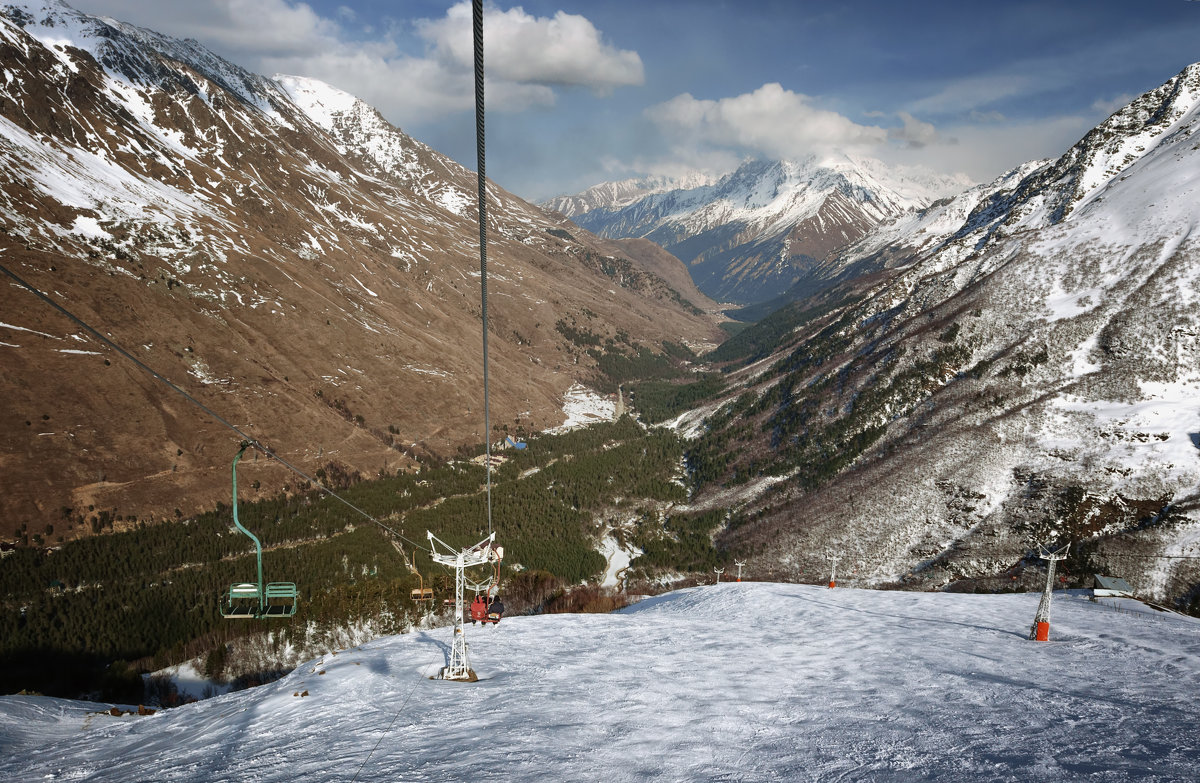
[427,531,499,680]
[1030,542,1070,641]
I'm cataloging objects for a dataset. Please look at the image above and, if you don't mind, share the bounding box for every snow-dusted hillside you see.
[684,62,1200,608]
[548,154,971,305]
[542,171,719,218]
[2,583,1198,781]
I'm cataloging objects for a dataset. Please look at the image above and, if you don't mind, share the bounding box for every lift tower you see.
[1030,542,1070,642]
[427,531,501,680]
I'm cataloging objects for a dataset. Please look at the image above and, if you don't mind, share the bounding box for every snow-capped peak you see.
[552,154,974,303]
[542,172,720,218]
[272,75,365,133]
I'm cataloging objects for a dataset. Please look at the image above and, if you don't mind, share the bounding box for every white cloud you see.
[635,81,1097,189]
[969,110,1007,124]
[70,0,640,125]
[879,114,1094,182]
[907,74,1031,116]
[888,112,940,149]
[72,0,344,59]
[645,83,889,163]
[417,2,643,94]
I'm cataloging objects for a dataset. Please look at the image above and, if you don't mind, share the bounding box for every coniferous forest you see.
[0,416,735,700]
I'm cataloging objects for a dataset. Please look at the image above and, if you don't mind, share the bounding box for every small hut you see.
[1092,574,1133,598]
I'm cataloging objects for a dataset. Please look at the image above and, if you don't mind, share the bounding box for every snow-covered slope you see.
[803,63,1200,301]
[547,155,971,305]
[680,62,1200,607]
[543,171,718,218]
[2,583,1198,781]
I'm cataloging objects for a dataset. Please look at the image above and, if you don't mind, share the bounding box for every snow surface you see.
[597,534,641,588]
[270,75,359,133]
[2,583,1198,782]
[548,382,617,432]
[148,661,233,703]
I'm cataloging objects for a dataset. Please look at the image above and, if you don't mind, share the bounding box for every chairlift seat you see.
[229,582,261,599]
[220,446,301,620]
[262,581,298,616]
[265,581,297,599]
[221,582,262,618]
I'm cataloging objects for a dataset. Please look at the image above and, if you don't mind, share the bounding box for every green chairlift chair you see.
[220,444,298,619]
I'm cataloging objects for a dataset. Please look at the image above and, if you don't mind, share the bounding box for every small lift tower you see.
[1029,542,1070,642]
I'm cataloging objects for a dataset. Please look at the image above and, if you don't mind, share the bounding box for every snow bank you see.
[547,382,617,432]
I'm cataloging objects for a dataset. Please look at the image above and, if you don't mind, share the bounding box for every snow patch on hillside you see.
[548,383,617,432]
[597,534,640,588]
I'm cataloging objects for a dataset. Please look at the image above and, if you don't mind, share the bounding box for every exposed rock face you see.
[0,1,724,536]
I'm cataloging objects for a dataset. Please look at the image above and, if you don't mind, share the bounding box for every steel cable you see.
[473,0,493,538]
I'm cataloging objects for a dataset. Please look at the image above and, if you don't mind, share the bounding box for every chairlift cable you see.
[0,260,431,555]
[349,657,436,783]
[473,0,492,538]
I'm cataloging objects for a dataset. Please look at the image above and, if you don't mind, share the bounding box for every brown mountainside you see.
[0,3,723,540]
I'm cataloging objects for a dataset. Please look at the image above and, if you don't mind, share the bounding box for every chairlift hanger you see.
[220,443,298,619]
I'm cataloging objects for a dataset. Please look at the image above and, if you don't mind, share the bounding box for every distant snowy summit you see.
[543,154,972,306]
[271,73,479,215]
[542,171,721,219]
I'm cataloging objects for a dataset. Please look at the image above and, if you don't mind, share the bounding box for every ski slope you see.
[2,583,1198,781]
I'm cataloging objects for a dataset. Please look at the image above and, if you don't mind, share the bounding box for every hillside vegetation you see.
[0,418,733,699]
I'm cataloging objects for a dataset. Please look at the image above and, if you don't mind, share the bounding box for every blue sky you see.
[69,0,1200,200]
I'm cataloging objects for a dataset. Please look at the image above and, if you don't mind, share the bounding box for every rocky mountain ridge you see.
[546,154,971,307]
[675,62,1200,608]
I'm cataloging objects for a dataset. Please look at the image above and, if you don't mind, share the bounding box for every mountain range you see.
[674,61,1200,607]
[544,154,971,309]
[2,0,1200,613]
[0,0,724,537]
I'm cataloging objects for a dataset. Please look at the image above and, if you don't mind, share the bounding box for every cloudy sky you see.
[67,0,1200,201]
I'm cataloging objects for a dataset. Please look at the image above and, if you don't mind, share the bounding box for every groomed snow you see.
[2,583,1198,782]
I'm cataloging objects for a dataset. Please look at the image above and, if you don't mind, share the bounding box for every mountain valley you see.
[2,0,1200,707]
